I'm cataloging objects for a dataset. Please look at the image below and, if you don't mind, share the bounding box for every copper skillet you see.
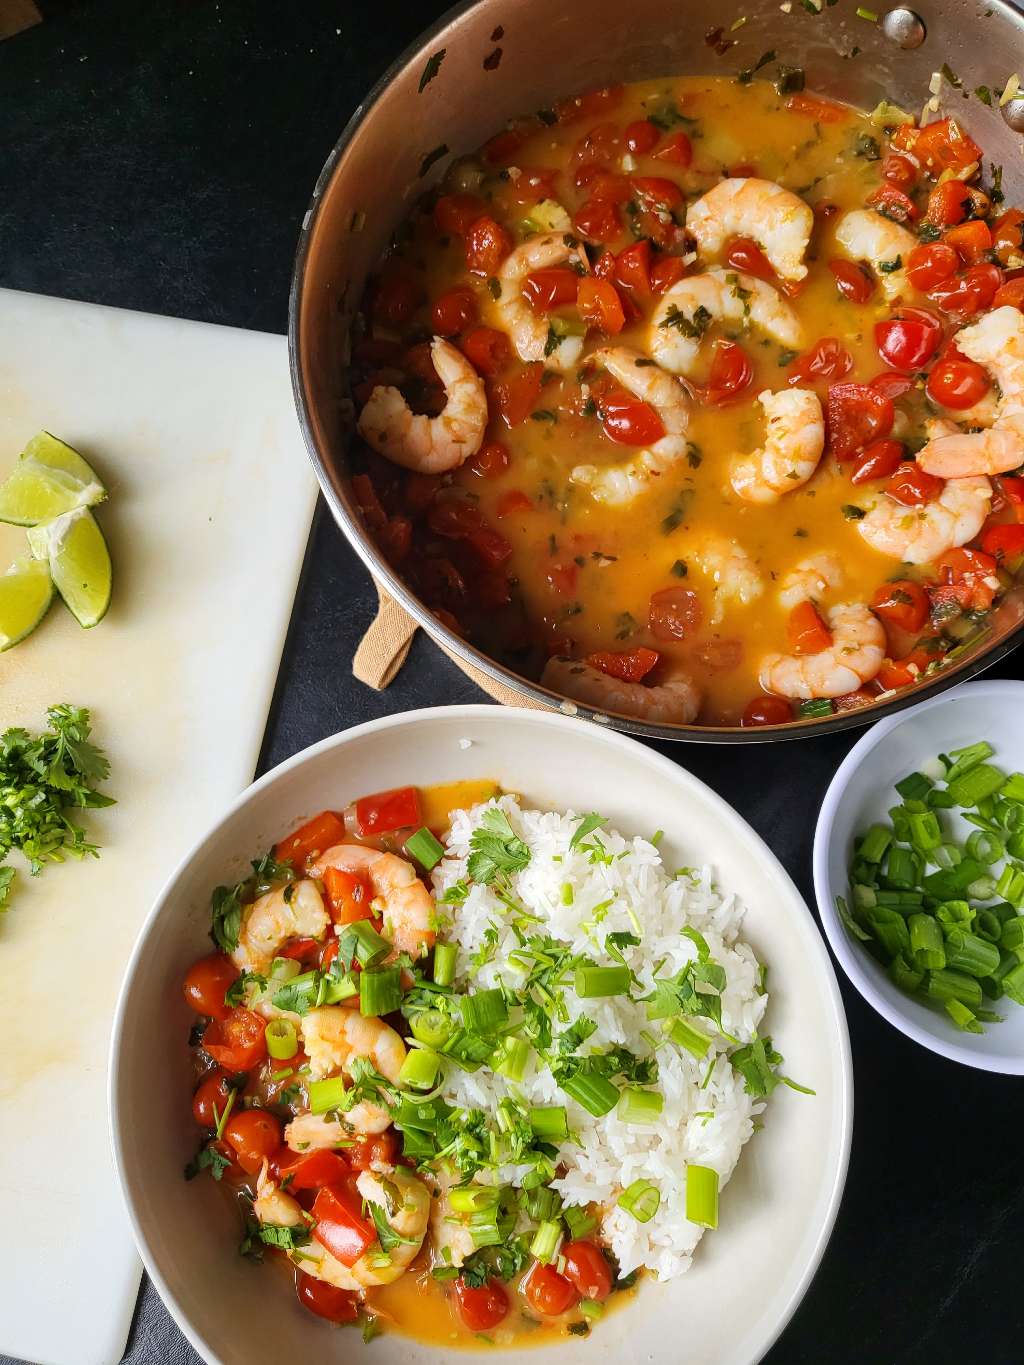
[289,0,1024,743]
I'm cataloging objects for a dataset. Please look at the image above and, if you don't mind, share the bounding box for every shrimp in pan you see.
[760,603,885,699]
[541,656,701,724]
[833,209,916,302]
[731,388,825,503]
[685,178,814,282]
[649,269,801,377]
[496,231,588,370]
[356,337,486,473]
[856,477,993,564]
[313,844,435,957]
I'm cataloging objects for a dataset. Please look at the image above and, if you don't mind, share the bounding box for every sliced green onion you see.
[433,941,457,986]
[926,968,983,1008]
[799,698,833,718]
[966,875,997,901]
[580,1299,605,1320]
[410,1008,452,1049]
[318,971,358,1006]
[866,906,910,958]
[561,1073,619,1117]
[996,798,1024,831]
[561,882,574,905]
[895,771,933,801]
[945,998,983,1032]
[948,763,1007,808]
[449,1184,501,1214]
[398,1047,440,1090]
[494,1036,531,1081]
[909,914,945,971]
[685,1164,719,1229]
[931,842,962,869]
[944,929,1000,979]
[265,1017,298,1060]
[996,864,1024,908]
[460,988,508,1032]
[1007,831,1024,860]
[1000,772,1024,802]
[1002,959,1024,1005]
[619,1178,660,1224]
[945,741,994,784]
[406,826,445,871]
[360,965,403,1017]
[309,1076,347,1115]
[858,824,893,864]
[1001,917,1024,952]
[927,788,957,810]
[616,1086,664,1125]
[884,845,921,890]
[574,965,631,998]
[966,830,1005,865]
[908,810,942,853]
[563,1205,598,1239]
[663,1015,711,1059]
[530,1105,570,1141]
[401,1127,436,1160]
[338,920,391,968]
[530,1219,563,1263]
[888,954,923,993]
[523,1185,562,1221]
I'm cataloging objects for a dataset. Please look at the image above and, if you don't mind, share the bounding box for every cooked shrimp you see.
[496,231,588,370]
[760,602,886,698]
[685,178,814,282]
[356,337,486,473]
[232,879,327,975]
[778,552,843,610]
[917,307,1024,476]
[254,1158,304,1228]
[301,1006,406,1084]
[346,1169,431,1287]
[570,347,691,504]
[731,388,824,503]
[649,269,802,376]
[541,656,701,724]
[833,210,916,302]
[857,476,993,563]
[313,844,435,957]
[692,535,765,624]
[430,1181,477,1270]
[283,1112,349,1151]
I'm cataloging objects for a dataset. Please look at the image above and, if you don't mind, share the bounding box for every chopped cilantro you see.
[468,807,531,884]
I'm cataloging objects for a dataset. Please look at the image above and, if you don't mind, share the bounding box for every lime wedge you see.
[0,432,106,526]
[27,507,112,628]
[0,555,54,651]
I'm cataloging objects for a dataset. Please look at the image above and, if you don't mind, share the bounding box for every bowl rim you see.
[109,703,854,1365]
[813,677,1024,1074]
[285,0,1024,745]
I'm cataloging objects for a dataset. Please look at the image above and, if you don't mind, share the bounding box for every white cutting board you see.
[0,289,317,1365]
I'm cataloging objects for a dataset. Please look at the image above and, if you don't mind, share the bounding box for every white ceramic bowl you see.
[815,679,1024,1074]
[110,705,852,1365]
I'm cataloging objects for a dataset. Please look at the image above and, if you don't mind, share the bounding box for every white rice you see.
[431,796,769,1281]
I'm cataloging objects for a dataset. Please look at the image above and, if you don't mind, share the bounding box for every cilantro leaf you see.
[569,812,606,850]
[0,866,15,911]
[257,1222,312,1251]
[184,1141,232,1182]
[467,807,530,885]
[210,850,295,953]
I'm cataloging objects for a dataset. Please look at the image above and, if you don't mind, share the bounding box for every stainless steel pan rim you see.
[288,0,1024,744]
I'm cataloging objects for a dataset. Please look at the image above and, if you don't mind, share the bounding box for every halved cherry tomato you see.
[465,217,513,276]
[223,1109,282,1175]
[926,355,990,409]
[483,127,528,165]
[923,180,972,227]
[982,523,1024,560]
[886,462,944,506]
[703,340,753,404]
[787,337,852,386]
[347,1130,401,1172]
[1000,476,1024,513]
[827,383,894,460]
[631,176,684,210]
[877,647,937,690]
[577,276,626,333]
[508,166,561,206]
[615,240,652,295]
[432,286,477,336]
[880,154,917,189]
[624,119,659,153]
[277,937,321,965]
[496,489,534,518]
[312,1181,379,1267]
[278,1149,350,1191]
[869,371,916,401]
[785,92,848,122]
[192,1072,233,1128]
[524,1263,579,1316]
[371,266,420,325]
[944,219,992,264]
[740,695,793,727]
[555,85,624,124]
[378,515,411,566]
[561,1241,614,1301]
[573,197,622,243]
[874,309,942,372]
[650,255,687,294]
[468,526,513,568]
[461,326,510,376]
[435,193,488,237]
[454,1277,510,1331]
[493,362,544,427]
[275,810,347,865]
[601,392,665,445]
[428,497,483,539]
[296,1271,359,1325]
[725,237,777,285]
[468,441,511,479]
[829,259,874,303]
[580,169,632,202]
[871,578,930,633]
[183,953,239,1021]
[994,278,1024,310]
[935,547,999,609]
[993,208,1024,265]
[787,601,833,655]
[929,263,1002,318]
[654,132,693,167]
[323,866,373,924]
[319,938,339,972]
[866,182,919,223]
[355,785,421,834]
[906,242,959,291]
[585,647,659,682]
[546,562,579,596]
[202,1008,267,1072]
[913,117,981,174]
[851,439,905,486]
[649,587,702,641]
[522,267,581,312]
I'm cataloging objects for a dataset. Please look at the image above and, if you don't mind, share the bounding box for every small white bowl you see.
[814,679,1024,1074]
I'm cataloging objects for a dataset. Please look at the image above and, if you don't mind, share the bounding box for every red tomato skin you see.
[468,526,513,568]
[465,217,513,276]
[573,197,622,244]
[428,497,483,540]
[202,1008,267,1073]
[878,647,937,690]
[522,267,581,313]
[183,954,239,1021]
[524,1263,579,1316]
[454,1277,510,1331]
[827,384,895,461]
[786,93,848,122]
[223,1108,283,1176]
[833,689,875,712]
[993,209,1024,265]
[787,601,833,655]
[654,132,693,166]
[275,811,347,866]
[982,523,1024,559]
[493,363,544,428]
[561,1241,613,1301]
[614,240,652,295]
[926,358,990,410]
[650,255,686,294]
[866,182,919,223]
[496,489,533,518]
[585,648,659,683]
[624,119,659,154]
[871,579,930,633]
[725,238,776,285]
[880,154,916,189]
[912,117,981,174]
[649,587,702,641]
[874,312,942,373]
[924,180,972,227]
[906,243,959,292]
[461,326,510,376]
[741,696,793,727]
[296,1271,359,1325]
[886,463,944,506]
[829,259,874,304]
[851,439,905,486]
[323,866,373,924]
[312,1183,379,1267]
[577,277,626,333]
[347,1131,401,1172]
[601,395,665,446]
[469,441,511,479]
[555,85,624,124]
[703,340,753,405]
[631,176,684,209]
[432,286,477,337]
[546,562,579,596]
[278,1149,351,1191]
[434,193,488,237]
[929,264,1002,319]
[371,267,420,326]
[192,1072,232,1128]
[788,337,852,386]
[945,220,992,264]
[355,785,421,835]
[277,937,321,965]
[994,278,1024,310]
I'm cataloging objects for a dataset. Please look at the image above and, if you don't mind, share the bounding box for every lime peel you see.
[27,506,112,629]
[0,555,54,651]
[0,432,106,527]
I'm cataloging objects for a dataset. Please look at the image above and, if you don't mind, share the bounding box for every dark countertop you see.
[2,3,1022,1362]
